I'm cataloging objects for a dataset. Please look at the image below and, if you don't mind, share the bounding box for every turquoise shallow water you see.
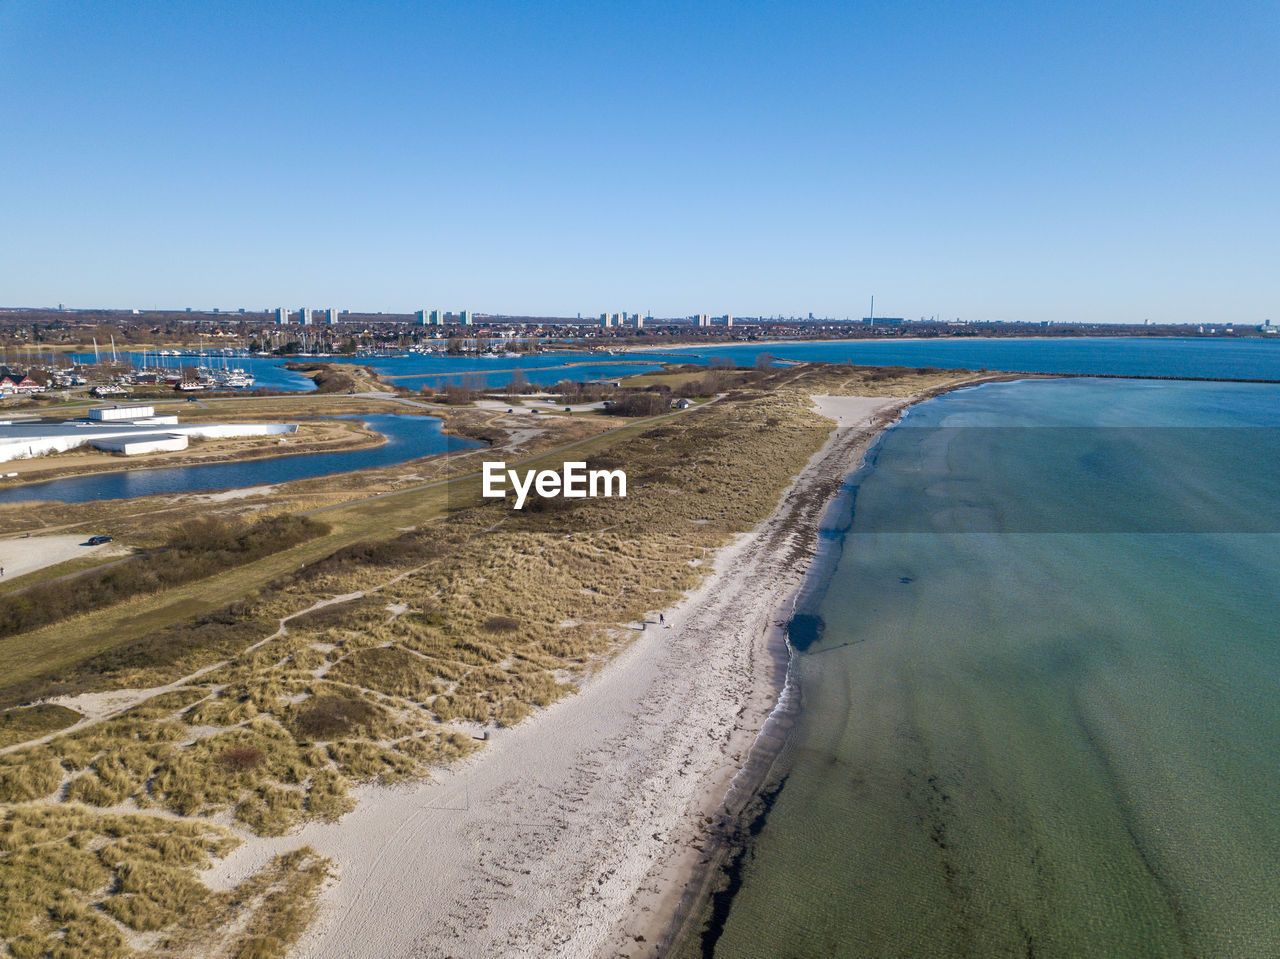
[684,379,1280,959]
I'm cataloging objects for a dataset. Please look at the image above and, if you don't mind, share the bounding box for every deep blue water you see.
[75,350,666,392]
[660,336,1280,379]
[0,414,481,504]
[75,339,1280,393]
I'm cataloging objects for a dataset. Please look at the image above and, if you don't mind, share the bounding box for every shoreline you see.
[627,376,1025,957]
[201,380,998,959]
[617,397,915,958]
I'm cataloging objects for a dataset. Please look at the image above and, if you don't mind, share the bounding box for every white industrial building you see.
[88,405,176,424]
[91,434,191,456]
[0,405,297,463]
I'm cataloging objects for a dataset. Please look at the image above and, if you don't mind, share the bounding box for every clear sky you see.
[1,0,1276,323]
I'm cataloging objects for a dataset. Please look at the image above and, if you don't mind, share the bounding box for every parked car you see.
[86,535,113,545]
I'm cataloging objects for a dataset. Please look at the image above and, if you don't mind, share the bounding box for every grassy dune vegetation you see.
[0,517,325,639]
[0,805,327,959]
[0,362,971,957]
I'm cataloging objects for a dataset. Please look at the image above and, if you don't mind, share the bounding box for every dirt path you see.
[197,393,905,959]
[0,560,439,756]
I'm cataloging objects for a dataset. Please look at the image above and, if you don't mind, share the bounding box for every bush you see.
[221,746,266,772]
[291,696,379,741]
[604,392,670,416]
[0,516,327,640]
[675,372,729,397]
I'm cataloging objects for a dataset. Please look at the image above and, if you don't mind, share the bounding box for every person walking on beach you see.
[659,612,664,626]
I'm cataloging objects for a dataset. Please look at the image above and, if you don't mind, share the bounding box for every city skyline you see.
[1,0,1276,324]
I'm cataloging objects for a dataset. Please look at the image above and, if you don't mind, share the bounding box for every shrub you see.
[0,515,327,639]
[482,615,520,634]
[290,695,379,741]
[221,746,266,771]
[604,392,670,416]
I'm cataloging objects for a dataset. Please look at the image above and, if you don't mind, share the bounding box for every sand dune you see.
[204,394,902,959]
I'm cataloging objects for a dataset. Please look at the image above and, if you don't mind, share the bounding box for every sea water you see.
[686,378,1280,958]
[662,336,1280,380]
[72,338,1280,392]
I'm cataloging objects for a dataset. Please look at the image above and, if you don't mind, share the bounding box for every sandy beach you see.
[203,393,906,959]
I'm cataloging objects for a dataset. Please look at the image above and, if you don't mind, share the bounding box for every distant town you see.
[2,303,1274,400]
[1,304,1275,361]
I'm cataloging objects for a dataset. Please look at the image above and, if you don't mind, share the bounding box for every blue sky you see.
[1,0,1275,322]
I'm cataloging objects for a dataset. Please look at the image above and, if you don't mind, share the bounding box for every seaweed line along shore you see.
[196,379,998,959]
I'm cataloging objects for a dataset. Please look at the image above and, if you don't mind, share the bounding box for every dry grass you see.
[0,363,976,956]
[288,694,382,742]
[324,646,444,700]
[222,847,330,959]
[0,805,238,958]
[0,703,82,748]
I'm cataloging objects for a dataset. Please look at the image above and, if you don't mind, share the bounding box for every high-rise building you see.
[460,310,473,325]
[634,315,644,330]
[695,314,710,327]
[725,315,733,328]
[600,313,611,328]
[431,309,443,325]
[299,307,313,326]
[326,308,338,325]
[275,307,288,325]
[416,310,428,325]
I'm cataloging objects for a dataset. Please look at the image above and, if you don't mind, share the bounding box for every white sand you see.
[810,393,900,426]
[0,533,127,581]
[203,393,903,959]
[192,485,279,502]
